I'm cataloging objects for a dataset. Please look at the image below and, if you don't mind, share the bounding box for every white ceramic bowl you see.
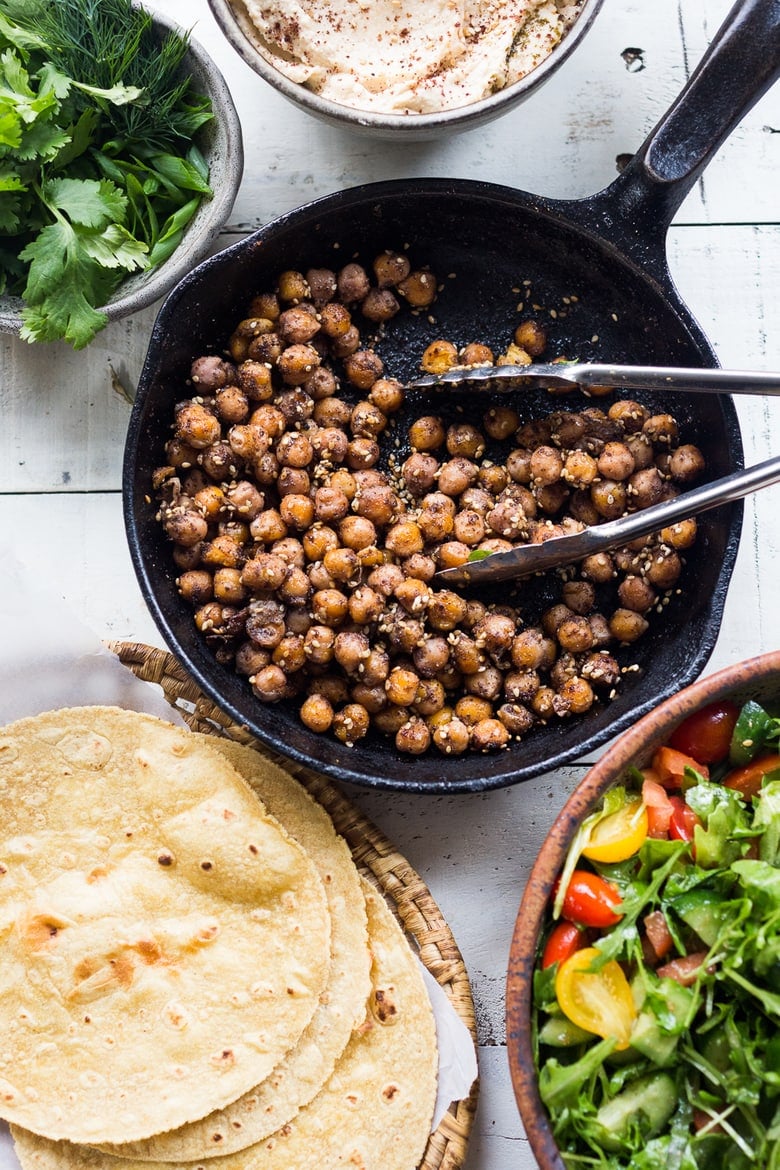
[0,7,243,338]
[206,0,604,140]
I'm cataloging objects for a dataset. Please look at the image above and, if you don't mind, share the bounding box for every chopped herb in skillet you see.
[533,698,780,1168]
[0,0,213,347]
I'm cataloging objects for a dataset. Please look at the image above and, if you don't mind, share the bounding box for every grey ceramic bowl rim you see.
[206,0,605,136]
[505,647,780,1170]
[0,3,244,336]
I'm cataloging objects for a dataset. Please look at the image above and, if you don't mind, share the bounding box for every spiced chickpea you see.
[249,508,288,544]
[175,402,221,449]
[304,624,336,664]
[248,291,280,321]
[446,423,485,460]
[483,405,520,441]
[278,565,311,607]
[172,544,203,571]
[597,441,635,481]
[558,676,595,715]
[660,517,697,549]
[307,561,334,591]
[340,514,378,551]
[350,400,387,438]
[280,493,315,531]
[196,537,242,574]
[385,666,421,707]
[645,547,683,589]
[438,457,478,497]
[513,318,547,356]
[397,269,436,307]
[436,541,470,569]
[402,452,439,497]
[557,616,595,653]
[454,696,493,726]
[421,339,458,374]
[417,494,456,541]
[618,574,657,614]
[177,569,213,606]
[402,553,436,582]
[333,704,370,745]
[408,415,446,452]
[209,567,244,604]
[311,427,349,464]
[323,546,360,583]
[251,665,289,702]
[531,686,557,719]
[497,702,534,737]
[276,467,310,498]
[337,263,371,303]
[278,304,320,345]
[535,482,570,515]
[453,509,486,546]
[629,466,664,509]
[277,343,320,386]
[669,443,705,483]
[311,588,349,626]
[581,552,615,583]
[373,250,410,287]
[412,636,450,679]
[333,631,371,674]
[504,669,541,704]
[241,553,288,592]
[373,706,411,735]
[473,613,516,657]
[350,683,388,715]
[348,585,385,625]
[235,641,270,677]
[271,536,305,566]
[506,448,533,483]
[464,664,503,701]
[448,631,482,675]
[312,486,349,524]
[432,717,471,755]
[591,479,628,520]
[643,413,679,446]
[273,633,306,673]
[395,716,431,755]
[193,484,225,519]
[471,718,510,752]
[247,331,283,365]
[561,579,596,614]
[366,562,405,597]
[344,350,384,391]
[384,519,424,558]
[428,590,468,632]
[529,445,563,486]
[609,607,650,642]
[479,463,509,494]
[393,577,430,616]
[299,693,334,733]
[277,269,309,303]
[319,301,352,339]
[361,647,390,687]
[346,437,380,469]
[413,679,446,717]
[368,377,404,414]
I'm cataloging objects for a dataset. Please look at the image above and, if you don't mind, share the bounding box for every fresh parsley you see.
[0,0,213,348]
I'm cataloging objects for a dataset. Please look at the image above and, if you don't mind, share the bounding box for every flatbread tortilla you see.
[100,738,371,1160]
[0,708,330,1145]
[12,878,439,1170]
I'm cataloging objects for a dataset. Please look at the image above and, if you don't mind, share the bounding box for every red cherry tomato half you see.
[652,745,710,789]
[542,921,585,969]
[668,795,700,844]
[723,753,780,799]
[668,700,740,765]
[560,870,623,928]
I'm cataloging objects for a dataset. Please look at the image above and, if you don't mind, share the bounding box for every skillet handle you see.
[604,0,780,238]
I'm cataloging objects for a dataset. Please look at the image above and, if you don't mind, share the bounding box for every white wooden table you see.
[1,0,779,1165]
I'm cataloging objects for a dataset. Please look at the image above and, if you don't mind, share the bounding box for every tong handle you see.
[409,362,780,395]
[436,454,780,587]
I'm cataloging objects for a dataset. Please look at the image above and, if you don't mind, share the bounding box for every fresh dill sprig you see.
[6,0,212,150]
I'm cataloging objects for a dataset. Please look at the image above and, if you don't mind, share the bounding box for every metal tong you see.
[407,362,780,396]
[435,455,780,587]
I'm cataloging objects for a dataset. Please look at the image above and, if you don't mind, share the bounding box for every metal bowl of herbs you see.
[0,0,243,349]
[506,648,780,1170]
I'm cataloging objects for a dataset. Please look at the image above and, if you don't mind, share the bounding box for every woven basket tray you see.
[109,640,479,1170]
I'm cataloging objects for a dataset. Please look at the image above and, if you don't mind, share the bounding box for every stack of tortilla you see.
[0,708,438,1170]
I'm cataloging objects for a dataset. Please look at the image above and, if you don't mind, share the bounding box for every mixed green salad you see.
[0,0,213,347]
[533,696,780,1169]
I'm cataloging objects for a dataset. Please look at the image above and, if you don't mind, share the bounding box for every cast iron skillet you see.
[125,0,780,794]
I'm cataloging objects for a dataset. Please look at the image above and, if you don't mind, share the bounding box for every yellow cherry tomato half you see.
[555,947,637,1050]
[582,796,648,863]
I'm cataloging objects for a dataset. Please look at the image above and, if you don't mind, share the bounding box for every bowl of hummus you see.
[207,0,602,137]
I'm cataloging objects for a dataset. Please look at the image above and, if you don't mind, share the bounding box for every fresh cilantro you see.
[0,0,213,348]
